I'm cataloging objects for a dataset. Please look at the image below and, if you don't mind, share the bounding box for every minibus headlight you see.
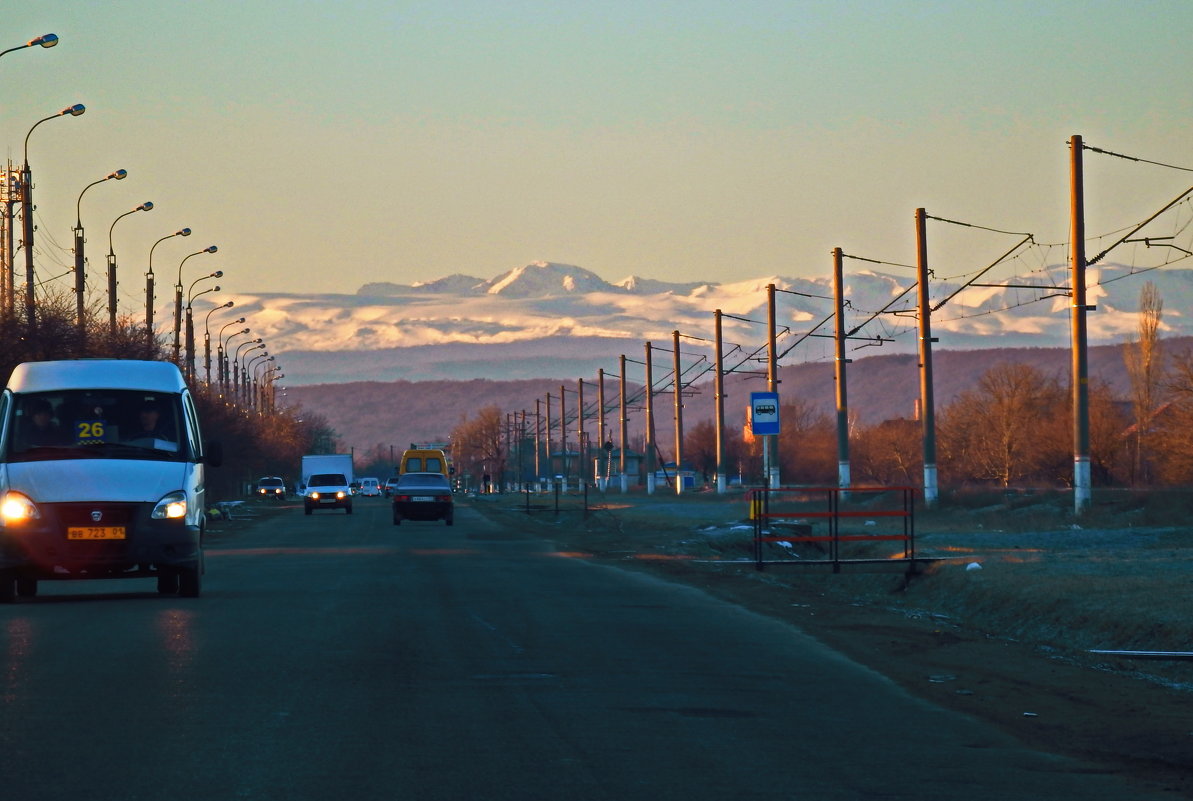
[151,491,187,520]
[0,492,39,524]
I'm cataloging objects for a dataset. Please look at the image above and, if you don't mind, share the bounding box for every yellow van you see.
[399,447,449,476]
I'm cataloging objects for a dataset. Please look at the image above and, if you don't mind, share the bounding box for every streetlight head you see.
[239,326,248,332]
[31,33,58,48]
[137,201,153,212]
[110,169,128,181]
[178,228,192,237]
[204,245,217,254]
[212,270,224,278]
[63,103,85,117]
[223,301,235,309]
[211,285,221,292]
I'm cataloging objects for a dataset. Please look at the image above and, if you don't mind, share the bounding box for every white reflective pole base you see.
[923,463,938,508]
[1074,456,1091,515]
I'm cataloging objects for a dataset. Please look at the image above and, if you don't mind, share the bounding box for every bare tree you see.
[449,405,506,488]
[853,418,921,485]
[937,362,1067,487]
[1124,281,1165,485]
[775,399,836,485]
[1154,348,1193,484]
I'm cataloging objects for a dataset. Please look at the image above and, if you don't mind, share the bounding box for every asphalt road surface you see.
[0,497,1173,800]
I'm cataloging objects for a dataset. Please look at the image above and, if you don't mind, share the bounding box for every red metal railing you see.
[750,486,917,571]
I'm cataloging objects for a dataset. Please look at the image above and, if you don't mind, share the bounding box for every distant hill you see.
[282,338,1182,459]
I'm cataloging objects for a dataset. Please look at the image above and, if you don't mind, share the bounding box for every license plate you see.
[412,496,435,502]
[67,526,126,540]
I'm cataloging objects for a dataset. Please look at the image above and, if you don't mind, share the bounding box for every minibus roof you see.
[6,360,187,394]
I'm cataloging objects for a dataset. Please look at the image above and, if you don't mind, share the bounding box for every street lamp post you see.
[73,168,126,341]
[106,201,153,334]
[248,354,273,408]
[256,362,280,411]
[0,35,58,320]
[184,272,222,382]
[0,33,59,59]
[146,228,191,352]
[204,302,235,387]
[22,103,85,330]
[243,349,269,406]
[172,245,217,363]
[219,322,248,394]
[266,371,285,414]
[234,340,264,402]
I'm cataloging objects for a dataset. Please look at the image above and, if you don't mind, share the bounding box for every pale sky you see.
[3,0,1190,316]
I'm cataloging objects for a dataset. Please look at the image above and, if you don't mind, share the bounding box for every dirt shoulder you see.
[468,489,1193,798]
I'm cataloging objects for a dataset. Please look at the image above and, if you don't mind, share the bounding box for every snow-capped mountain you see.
[215,260,1193,385]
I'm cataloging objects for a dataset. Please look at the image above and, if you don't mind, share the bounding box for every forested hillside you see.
[281,338,1185,458]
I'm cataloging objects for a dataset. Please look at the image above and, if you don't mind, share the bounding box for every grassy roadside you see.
[471,486,1193,684]
[466,486,1193,795]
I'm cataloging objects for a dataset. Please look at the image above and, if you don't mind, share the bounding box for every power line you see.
[1084,143,1193,174]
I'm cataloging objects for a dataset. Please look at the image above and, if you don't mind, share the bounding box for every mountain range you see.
[216,260,1193,386]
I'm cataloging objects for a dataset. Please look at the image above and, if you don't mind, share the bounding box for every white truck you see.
[300,453,353,495]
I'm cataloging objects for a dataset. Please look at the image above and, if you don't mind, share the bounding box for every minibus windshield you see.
[4,390,189,462]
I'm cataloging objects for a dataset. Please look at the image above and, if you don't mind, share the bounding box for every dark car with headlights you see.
[391,472,453,526]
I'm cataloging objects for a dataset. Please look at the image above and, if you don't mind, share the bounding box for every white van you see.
[0,359,221,600]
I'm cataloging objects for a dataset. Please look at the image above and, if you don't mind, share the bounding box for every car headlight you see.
[336,491,346,499]
[151,491,188,520]
[309,491,320,500]
[1,491,39,524]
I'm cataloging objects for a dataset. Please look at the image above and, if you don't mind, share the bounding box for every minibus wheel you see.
[157,570,180,595]
[0,570,16,603]
[178,566,202,598]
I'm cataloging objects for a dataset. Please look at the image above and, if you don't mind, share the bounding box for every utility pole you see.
[619,354,628,493]
[544,392,553,485]
[673,329,684,494]
[915,208,938,508]
[534,398,542,482]
[1070,134,1091,515]
[558,385,567,489]
[577,378,586,489]
[766,284,779,489]
[714,309,726,494]
[644,341,656,494]
[597,368,606,487]
[832,247,851,494]
[1,162,14,320]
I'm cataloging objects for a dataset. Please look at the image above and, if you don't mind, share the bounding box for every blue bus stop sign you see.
[750,392,780,436]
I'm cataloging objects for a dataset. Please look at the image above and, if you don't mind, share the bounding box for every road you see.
[0,496,1172,800]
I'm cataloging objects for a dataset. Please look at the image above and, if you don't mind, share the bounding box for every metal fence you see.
[750,485,918,572]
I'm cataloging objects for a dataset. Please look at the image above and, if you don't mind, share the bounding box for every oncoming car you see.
[303,473,352,515]
[256,476,285,500]
[0,359,220,600]
[391,472,453,526]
